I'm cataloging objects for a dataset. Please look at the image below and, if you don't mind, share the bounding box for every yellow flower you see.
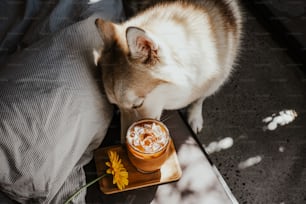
[65,151,129,204]
[105,150,129,190]
[64,150,129,204]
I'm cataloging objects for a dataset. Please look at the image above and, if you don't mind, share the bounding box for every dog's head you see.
[95,19,171,141]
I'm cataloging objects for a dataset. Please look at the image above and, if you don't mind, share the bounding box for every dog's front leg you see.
[187,96,205,134]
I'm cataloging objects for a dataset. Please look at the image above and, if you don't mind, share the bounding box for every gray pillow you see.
[0,15,113,203]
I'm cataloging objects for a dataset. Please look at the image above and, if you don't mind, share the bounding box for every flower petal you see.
[106,168,112,174]
[105,150,129,190]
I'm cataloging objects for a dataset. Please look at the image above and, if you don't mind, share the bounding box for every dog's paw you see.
[187,111,203,134]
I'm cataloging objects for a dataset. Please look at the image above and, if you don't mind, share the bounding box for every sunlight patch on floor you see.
[153,136,235,204]
[238,156,262,169]
[203,137,234,154]
[262,109,298,131]
[88,0,103,4]
[279,146,285,152]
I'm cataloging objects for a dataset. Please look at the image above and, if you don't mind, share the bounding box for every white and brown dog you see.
[95,0,243,142]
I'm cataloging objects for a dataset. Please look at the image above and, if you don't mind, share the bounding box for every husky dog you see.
[95,0,243,142]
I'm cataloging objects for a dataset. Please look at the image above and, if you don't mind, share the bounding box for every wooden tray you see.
[94,141,182,194]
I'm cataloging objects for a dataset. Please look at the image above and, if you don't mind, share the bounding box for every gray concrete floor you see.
[195,9,306,204]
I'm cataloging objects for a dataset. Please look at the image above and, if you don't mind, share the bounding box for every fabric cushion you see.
[0,14,114,204]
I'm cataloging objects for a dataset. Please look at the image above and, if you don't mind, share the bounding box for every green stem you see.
[64,173,108,204]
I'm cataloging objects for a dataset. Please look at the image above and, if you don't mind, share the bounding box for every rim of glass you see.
[126,119,170,155]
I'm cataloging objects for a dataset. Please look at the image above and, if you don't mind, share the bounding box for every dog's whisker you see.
[134,108,141,119]
[160,114,173,123]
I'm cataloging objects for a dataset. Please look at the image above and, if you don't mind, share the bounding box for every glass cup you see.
[126,119,171,173]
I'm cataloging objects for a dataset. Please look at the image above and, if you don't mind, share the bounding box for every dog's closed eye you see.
[132,98,144,109]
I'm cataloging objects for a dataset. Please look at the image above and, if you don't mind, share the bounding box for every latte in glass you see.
[126,119,171,173]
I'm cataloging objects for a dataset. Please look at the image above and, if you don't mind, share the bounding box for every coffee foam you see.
[127,122,168,153]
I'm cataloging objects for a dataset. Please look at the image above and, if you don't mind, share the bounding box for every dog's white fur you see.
[95,0,242,142]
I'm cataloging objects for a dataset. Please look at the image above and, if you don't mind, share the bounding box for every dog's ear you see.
[126,26,159,65]
[95,18,115,50]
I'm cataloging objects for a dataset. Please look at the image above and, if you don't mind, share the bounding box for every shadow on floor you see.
[195,7,306,204]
